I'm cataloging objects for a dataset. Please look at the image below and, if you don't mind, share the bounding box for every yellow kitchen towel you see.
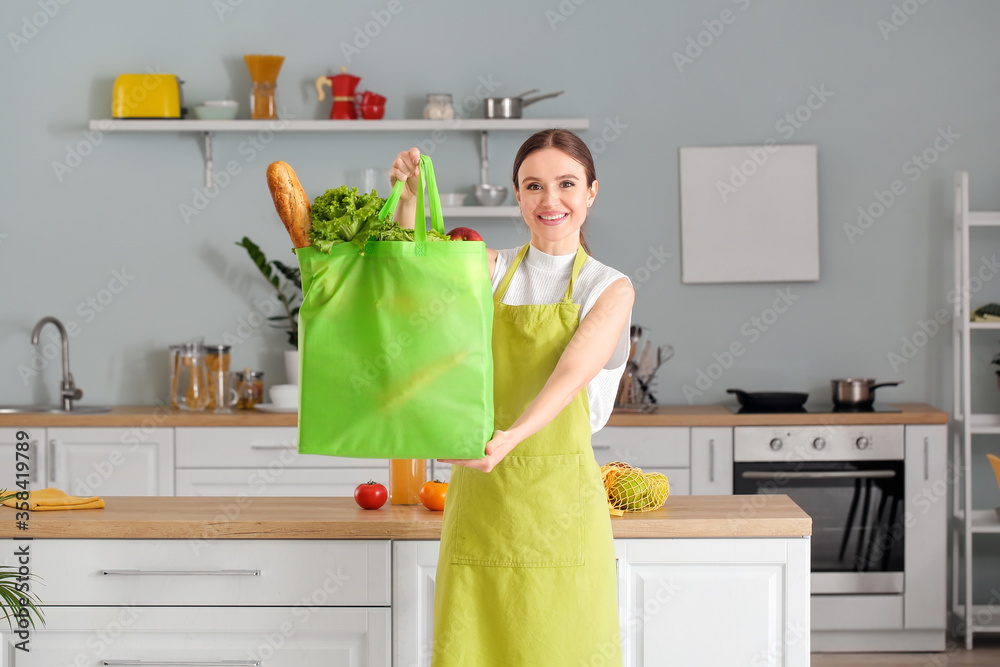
[1,487,105,511]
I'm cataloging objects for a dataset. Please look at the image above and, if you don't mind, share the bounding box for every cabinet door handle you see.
[249,443,296,450]
[27,440,38,484]
[923,436,929,481]
[709,438,715,484]
[592,444,611,450]
[48,439,57,483]
[100,569,261,576]
[102,661,261,666]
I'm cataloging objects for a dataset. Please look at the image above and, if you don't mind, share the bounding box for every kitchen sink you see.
[0,405,111,415]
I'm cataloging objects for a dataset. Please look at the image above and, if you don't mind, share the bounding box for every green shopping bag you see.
[295,155,494,459]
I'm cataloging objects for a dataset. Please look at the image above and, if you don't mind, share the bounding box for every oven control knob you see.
[812,437,826,450]
[769,438,783,451]
[855,436,871,450]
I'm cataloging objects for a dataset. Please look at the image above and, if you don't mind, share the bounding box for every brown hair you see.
[512,129,596,255]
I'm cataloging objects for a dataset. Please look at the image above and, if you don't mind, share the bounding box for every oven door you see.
[734,460,905,595]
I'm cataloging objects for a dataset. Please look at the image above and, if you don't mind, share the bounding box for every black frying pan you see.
[727,389,809,412]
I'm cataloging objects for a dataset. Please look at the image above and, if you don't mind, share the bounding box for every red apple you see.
[447,227,483,242]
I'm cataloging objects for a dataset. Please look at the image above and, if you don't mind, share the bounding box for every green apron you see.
[431,244,623,667]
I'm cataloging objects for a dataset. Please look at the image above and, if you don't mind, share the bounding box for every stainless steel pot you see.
[831,378,901,406]
[484,89,564,119]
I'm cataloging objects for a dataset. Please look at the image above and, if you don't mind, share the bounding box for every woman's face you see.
[515,147,598,255]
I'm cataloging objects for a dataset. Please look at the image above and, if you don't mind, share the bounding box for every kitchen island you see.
[1,494,811,666]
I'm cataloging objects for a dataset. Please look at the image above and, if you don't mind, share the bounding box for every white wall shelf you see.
[88,117,591,211]
[952,171,1000,649]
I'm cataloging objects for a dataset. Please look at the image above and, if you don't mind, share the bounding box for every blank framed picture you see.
[679,144,819,284]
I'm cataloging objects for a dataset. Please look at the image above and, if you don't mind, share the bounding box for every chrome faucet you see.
[31,316,83,411]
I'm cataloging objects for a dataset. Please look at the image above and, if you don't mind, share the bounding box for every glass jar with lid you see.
[204,344,232,410]
[236,369,265,409]
[172,342,210,412]
[423,94,455,120]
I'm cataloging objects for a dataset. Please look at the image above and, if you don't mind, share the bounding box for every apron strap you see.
[494,243,531,305]
[495,243,589,305]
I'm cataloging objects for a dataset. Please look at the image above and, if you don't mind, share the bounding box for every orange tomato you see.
[419,480,447,511]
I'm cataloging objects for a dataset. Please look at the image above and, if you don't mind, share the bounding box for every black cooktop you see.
[727,403,902,415]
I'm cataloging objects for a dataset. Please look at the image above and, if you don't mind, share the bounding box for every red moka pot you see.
[315,67,360,119]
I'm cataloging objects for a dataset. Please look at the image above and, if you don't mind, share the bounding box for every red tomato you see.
[354,481,387,510]
[419,480,447,511]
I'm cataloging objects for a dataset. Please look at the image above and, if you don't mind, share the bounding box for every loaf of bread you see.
[266,161,311,248]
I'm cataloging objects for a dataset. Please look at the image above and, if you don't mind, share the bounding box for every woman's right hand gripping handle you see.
[389,147,422,230]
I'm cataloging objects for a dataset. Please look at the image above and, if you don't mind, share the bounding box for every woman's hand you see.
[438,429,519,473]
[388,147,421,229]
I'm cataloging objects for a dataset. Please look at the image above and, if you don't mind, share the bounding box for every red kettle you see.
[316,67,360,120]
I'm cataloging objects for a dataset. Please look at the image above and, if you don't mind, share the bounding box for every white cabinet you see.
[393,538,810,667]
[1,606,390,667]
[621,538,810,666]
[592,427,692,495]
[47,427,173,496]
[690,427,733,495]
[0,538,392,667]
[0,428,45,491]
[174,427,388,497]
[904,424,947,631]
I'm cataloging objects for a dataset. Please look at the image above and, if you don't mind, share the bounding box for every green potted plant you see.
[0,490,45,632]
[236,237,302,384]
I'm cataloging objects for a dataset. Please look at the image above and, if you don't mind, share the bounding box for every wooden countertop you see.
[0,494,811,540]
[0,402,947,427]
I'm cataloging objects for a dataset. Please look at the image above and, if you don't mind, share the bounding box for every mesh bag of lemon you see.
[600,461,669,516]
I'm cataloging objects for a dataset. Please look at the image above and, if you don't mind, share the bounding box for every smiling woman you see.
[389,129,634,666]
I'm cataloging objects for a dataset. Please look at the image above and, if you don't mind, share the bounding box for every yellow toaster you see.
[112,74,183,118]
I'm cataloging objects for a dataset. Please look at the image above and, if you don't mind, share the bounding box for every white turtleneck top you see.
[491,245,632,433]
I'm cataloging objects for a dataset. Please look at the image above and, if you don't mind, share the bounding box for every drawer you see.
[592,426,690,468]
[3,539,390,606]
[812,594,903,631]
[176,427,387,468]
[176,467,388,497]
[1,606,389,667]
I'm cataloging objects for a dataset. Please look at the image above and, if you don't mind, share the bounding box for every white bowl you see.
[269,384,298,409]
[203,100,238,108]
[439,193,467,207]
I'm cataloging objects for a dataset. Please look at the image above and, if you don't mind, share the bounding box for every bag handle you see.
[377,155,444,242]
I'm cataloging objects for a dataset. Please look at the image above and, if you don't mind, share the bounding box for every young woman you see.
[389,129,634,666]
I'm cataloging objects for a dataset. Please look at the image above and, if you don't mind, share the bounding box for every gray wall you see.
[2,0,1000,601]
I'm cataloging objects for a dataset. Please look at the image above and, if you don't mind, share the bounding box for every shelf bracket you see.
[202,131,215,189]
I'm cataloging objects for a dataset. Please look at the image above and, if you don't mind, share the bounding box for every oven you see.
[733,424,906,595]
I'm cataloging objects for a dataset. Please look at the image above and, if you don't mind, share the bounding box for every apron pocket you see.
[450,453,585,567]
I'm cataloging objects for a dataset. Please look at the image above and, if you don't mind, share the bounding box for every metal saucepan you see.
[727,389,809,412]
[831,379,902,407]
[484,89,564,119]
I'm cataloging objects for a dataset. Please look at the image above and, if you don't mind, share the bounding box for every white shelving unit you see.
[952,170,1000,649]
[88,117,591,215]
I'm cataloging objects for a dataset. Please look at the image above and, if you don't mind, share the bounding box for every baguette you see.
[266,161,311,248]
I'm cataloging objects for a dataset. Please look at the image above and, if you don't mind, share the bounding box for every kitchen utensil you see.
[357,91,386,119]
[235,368,265,409]
[173,343,210,412]
[830,379,902,407]
[727,389,809,412]
[473,130,508,206]
[112,74,183,119]
[315,67,360,119]
[211,371,239,414]
[484,89,564,119]
[253,403,297,413]
[244,54,284,120]
[438,193,467,207]
[638,340,654,378]
[423,93,455,119]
